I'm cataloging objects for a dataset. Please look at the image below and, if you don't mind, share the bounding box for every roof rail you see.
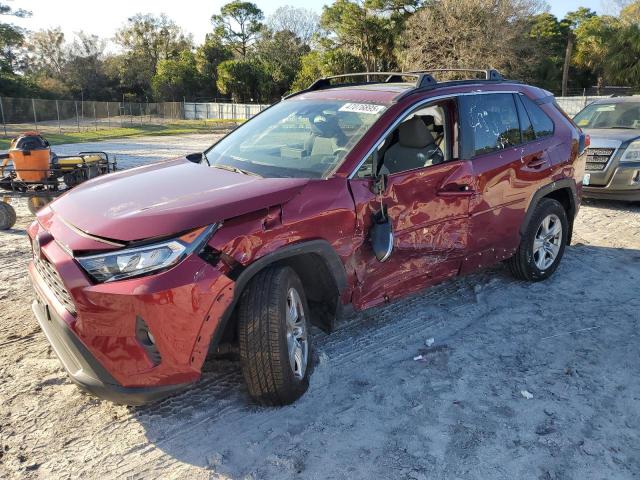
[409,69,503,81]
[284,69,505,100]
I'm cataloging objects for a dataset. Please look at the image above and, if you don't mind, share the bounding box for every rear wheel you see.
[238,266,312,405]
[507,198,568,281]
[0,201,16,230]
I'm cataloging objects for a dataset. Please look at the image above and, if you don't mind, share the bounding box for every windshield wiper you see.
[212,163,262,177]
[609,126,636,129]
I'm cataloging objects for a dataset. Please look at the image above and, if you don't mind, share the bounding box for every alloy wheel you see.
[285,287,308,379]
[533,213,562,270]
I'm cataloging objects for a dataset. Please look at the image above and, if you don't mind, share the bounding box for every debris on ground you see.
[520,390,534,400]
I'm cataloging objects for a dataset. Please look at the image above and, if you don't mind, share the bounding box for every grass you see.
[0,119,241,150]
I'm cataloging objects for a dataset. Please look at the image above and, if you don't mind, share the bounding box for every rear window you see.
[521,95,554,138]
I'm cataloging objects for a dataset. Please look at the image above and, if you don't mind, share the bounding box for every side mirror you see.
[186,152,203,163]
[186,152,209,166]
[369,149,393,262]
[370,150,389,195]
[370,207,393,262]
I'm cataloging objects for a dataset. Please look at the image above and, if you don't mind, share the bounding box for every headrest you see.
[399,117,436,149]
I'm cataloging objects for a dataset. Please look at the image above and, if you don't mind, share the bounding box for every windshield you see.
[204,99,387,178]
[574,101,640,129]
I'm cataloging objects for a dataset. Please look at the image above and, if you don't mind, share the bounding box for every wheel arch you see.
[520,179,578,244]
[209,240,348,354]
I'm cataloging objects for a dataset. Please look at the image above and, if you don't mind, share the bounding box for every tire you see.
[0,201,17,230]
[238,266,312,406]
[507,198,568,281]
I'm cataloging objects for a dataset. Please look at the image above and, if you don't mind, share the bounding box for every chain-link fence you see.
[184,102,270,120]
[0,97,186,138]
[555,96,612,116]
[0,93,625,140]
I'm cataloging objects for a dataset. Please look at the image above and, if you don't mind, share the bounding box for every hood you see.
[583,128,640,148]
[49,158,309,242]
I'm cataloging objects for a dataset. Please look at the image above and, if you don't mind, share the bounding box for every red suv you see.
[28,70,586,406]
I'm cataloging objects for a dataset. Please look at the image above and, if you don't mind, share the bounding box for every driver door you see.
[348,99,474,309]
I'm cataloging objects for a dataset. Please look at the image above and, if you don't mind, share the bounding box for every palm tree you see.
[605,23,640,88]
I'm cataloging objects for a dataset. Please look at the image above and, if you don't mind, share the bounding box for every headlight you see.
[621,140,640,163]
[76,224,219,283]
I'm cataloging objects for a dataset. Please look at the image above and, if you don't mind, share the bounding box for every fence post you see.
[55,100,61,134]
[93,102,98,131]
[75,101,80,132]
[130,103,133,125]
[106,102,111,129]
[32,98,39,133]
[0,97,6,137]
[206,103,210,127]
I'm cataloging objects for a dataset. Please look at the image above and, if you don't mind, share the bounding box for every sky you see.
[10,0,611,46]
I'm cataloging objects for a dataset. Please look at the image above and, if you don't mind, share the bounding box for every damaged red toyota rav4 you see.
[28,70,587,406]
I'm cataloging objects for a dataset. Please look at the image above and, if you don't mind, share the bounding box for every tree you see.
[398,0,542,78]
[254,29,309,98]
[526,13,566,91]
[320,0,398,71]
[63,32,113,100]
[114,13,192,98]
[23,28,67,78]
[560,7,596,95]
[573,15,619,92]
[152,50,204,100]
[212,1,264,58]
[267,6,320,45]
[605,21,640,87]
[0,1,31,95]
[216,59,268,102]
[291,49,365,91]
[195,34,233,99]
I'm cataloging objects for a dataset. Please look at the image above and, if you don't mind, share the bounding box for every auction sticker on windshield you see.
[339,103,386,115]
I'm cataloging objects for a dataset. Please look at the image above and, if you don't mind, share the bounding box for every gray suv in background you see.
[574,97,640,201]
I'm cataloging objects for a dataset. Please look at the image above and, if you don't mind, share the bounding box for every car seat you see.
[383,117,444,174]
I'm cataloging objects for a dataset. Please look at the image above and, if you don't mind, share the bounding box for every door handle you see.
[437,182,475,197]
[526,157,547,169]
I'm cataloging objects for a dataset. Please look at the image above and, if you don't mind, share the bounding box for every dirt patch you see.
[1,138,639,479]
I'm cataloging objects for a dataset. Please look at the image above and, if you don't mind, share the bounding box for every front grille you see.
[586,147,615,171]
[34,256,77,316]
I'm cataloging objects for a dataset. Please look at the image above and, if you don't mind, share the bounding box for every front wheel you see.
[238,266,312,405]
[507,198,568,281]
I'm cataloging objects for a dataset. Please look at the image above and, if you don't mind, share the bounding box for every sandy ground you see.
[1,135,639,479]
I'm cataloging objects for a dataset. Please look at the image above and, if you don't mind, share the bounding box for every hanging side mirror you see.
[370,149,389,195]
[371,206,393,262]
[368,149,393,262]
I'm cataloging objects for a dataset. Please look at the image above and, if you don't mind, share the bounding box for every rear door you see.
[459,92,553,273]
[348,99,474,309]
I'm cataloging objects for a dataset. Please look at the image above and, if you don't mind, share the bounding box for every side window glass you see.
[354,102,452,177]
[521,95,554,138]
[464,93,521,156]
[355,151,375,178]
[514,95,536,142]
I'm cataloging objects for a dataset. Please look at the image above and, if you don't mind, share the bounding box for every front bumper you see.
[28,220,236,405]
[584,163,640,201]
[32,299,190,405]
